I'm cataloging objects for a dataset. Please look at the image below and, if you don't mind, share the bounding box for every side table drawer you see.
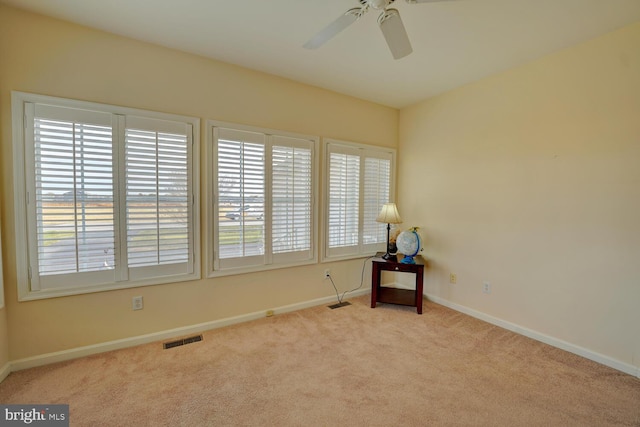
[379,262,423,273]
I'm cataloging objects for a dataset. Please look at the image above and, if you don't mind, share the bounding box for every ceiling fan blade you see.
[303,8,361,50]
[378,9,412,59]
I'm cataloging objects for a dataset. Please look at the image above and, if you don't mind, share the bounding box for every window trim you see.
[12,91,201,301]
[322,138,396,263]
[205,120,319,278]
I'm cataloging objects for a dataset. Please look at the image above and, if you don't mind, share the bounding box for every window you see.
[208,122,317,275]
[12,92,200,300]
[324,140,395,260]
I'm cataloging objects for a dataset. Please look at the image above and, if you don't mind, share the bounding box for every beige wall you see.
[399,22,640,371]
[0,5,398,360]
[0,83,8,373]
[0,232,7,370]
[0,308,7,372]
[0,311,7,374]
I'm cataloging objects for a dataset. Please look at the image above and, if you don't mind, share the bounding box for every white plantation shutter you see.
[15,94,199,299]
[325,141,395,260]
[327,148,360,257]
[124,116,194,279]
[211,123,317,274]
[29,104,116,290]
[215,128,266,269]
[272,136,313,262]
[362,154,392,250]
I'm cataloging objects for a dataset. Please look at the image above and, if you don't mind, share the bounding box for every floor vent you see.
[328,301,351,309]
[163,334,203,349]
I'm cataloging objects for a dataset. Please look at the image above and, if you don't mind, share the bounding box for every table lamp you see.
[375,203,402,260]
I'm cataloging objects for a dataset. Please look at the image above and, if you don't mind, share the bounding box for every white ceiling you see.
[3,0,640,108]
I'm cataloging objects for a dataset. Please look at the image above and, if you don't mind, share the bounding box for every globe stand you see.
[400,254,416,264]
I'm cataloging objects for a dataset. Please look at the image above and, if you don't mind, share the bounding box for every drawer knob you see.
[395,267,399,271]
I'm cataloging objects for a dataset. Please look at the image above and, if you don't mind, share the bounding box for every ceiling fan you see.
[304,0,457,60]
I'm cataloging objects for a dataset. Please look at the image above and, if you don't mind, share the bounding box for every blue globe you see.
[396,229,421,264]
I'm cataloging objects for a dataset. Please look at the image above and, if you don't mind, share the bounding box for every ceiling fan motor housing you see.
[360,0,396,9]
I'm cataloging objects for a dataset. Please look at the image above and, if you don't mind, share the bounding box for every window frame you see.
[12,92,201,301]
[206,120,319,277]
[322,139,396,262]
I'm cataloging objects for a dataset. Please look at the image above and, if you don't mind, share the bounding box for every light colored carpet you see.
[1,296,639,426]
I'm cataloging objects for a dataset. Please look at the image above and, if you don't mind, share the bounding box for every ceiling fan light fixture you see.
[368,0,392,10]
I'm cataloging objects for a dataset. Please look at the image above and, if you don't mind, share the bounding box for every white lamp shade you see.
[376,203,402,224]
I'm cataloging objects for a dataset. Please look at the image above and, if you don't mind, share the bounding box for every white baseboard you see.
[0,362,10,383]
[9,289,368,373]
[6,287,638,380]
[425,292,640,379]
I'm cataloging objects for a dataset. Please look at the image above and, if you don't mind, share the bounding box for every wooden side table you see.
[371,252,425,314]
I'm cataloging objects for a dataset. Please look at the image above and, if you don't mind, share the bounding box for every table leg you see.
[371,263,380,308]
[416,267,424,314]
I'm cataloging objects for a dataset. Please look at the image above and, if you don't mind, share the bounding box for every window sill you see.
[17,272,201,301]
[208,258,317,279]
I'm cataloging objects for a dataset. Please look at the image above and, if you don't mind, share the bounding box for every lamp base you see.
[381,252,397,261]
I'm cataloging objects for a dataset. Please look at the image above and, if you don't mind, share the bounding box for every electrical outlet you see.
[132,296,144,311]
[482,282,491,294]
[449,273,457,284]
[324,269,331,279]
